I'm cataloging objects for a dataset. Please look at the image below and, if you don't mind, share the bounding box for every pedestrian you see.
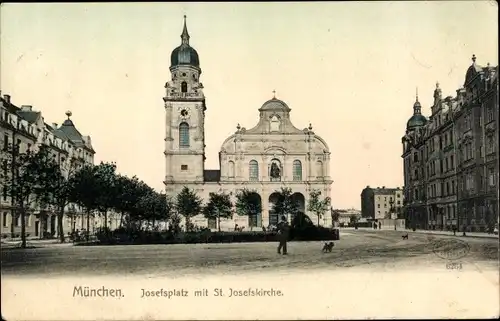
[452,225,457,236]
[378,222,381,230]
[277,215,289,255]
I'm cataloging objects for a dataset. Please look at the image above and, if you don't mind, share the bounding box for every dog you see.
[322,241,335,253]
[402,233,408,240]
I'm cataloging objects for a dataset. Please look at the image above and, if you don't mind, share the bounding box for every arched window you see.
[181,81,188,93]
[316,160,323,178]
[179,122,190,148]
[293,160,302,181]
[228,161,235,178]
[249,160,259,181]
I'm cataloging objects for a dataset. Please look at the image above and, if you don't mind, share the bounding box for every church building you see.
[164,17,333,230]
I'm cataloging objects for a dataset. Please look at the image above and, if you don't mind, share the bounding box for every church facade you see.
[164,17,333,230]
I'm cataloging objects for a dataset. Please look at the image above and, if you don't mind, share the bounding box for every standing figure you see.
[277,215,289,255]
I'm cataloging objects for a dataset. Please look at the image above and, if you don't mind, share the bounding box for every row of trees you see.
[1,143,332,248]
[0,144,169,248]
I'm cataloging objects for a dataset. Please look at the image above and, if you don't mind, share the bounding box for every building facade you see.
[164,17,333,230]
[331,208,361,226]
[0,93,101,238]
[360,186,404,220]
[402,55,499,232]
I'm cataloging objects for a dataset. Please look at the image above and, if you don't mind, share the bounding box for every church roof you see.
[258,98,291,112]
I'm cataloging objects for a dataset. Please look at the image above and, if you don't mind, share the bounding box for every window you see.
[465,172,475,191]
[181,81,187,93]
[16,139,21,152]
[377,204,380,208]
[228,161,235,178]
[450,155,454,168]
[465,114,471,130]
[413,153,418,162]
[451,180,455,194]
[2,212,7,227]
[488,168,496,186]
[486,136,495,154]
[181,165,188,171]
[292,160,302,181]
[2,186,7,201]
[27,143,31,151]
[397,200,401,205]
[249,160,259,181]
[3,134,8,151]
[486,107,494,123]
[179,122,190,148]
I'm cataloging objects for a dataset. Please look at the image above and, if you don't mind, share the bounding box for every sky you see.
[1,2,498,209]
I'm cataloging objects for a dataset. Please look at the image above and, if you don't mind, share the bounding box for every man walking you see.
[277,215,290,255]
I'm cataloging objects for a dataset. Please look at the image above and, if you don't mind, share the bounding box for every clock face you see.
[178,106,191,118]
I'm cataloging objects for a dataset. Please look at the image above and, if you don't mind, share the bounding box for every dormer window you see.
[181,82,188,93]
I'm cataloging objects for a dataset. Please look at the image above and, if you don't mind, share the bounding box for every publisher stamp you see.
[432,238,470,261]
[446,262,463,270]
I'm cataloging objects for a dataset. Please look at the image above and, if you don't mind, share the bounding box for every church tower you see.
[164,16,206,184]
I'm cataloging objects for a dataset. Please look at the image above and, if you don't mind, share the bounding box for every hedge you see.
[81,226,340,246]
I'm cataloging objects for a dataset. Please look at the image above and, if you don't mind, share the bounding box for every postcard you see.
[1,1,498,320]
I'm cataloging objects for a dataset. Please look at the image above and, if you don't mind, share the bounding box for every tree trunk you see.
[103,210,108,229]
[86,210,90,242]
[10,210,15,237]
[20,207,27,248]
[119,212,125,228]
[317,213,320,227]
[58,205,65,243]
[217,213,221,232]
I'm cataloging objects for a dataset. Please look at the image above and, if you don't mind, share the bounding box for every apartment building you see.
[402,55,499,232]
[0,92,98,238]
[360,186,404,220]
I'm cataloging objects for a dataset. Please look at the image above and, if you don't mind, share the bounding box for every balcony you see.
[164,92,203,101]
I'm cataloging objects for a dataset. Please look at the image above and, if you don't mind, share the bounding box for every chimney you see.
[21,105,32,111]
[52,123,58,129]
[3,95,11,103]
[382,186,386,189]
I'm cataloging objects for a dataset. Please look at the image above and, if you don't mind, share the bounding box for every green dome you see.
[406,114,427,129]
[170,45,199,68]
